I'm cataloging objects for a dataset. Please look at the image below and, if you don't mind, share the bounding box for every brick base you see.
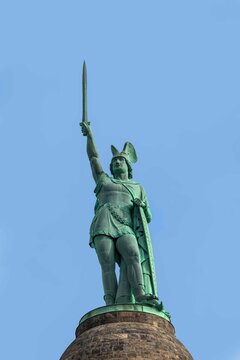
[60,311,193,360]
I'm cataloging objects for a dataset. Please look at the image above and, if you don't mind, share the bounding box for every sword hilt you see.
[80,121,91,136]
[80,121,91,127]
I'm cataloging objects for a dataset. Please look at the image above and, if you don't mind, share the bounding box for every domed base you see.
[60,306,193,360]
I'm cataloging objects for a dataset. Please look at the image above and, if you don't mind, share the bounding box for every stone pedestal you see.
[60,306,193,360]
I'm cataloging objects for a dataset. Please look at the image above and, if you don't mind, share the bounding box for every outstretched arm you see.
[80,122,103,183]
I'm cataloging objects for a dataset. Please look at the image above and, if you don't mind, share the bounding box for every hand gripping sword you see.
[80,61,90,131]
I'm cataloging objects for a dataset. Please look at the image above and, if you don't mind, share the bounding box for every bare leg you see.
[115,260,132,304]
[94,235,117,305]
[116,234,148,302]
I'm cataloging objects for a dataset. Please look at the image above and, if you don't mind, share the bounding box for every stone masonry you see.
[59,311,193,360]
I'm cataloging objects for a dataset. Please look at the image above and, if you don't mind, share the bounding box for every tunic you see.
[89,172,158,298]
[89,173,148,247]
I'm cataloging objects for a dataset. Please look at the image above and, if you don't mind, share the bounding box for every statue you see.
[80,62,160,308]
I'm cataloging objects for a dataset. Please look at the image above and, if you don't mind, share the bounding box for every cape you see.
[133,205,158,298]
[118,178,158,298]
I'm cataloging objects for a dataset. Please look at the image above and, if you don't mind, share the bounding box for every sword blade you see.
[82,61,88,123]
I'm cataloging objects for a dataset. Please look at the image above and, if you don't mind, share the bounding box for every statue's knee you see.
[98,251,115,271]
[125,252,140,264]
[101,263,115,273]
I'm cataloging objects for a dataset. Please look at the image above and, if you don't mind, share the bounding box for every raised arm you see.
[80,122,103,183]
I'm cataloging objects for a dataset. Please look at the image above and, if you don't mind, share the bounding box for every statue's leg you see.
[116,234,149,302]
[115,260,133,304]
[94,235,117,305]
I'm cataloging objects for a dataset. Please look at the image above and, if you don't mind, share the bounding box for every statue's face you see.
[111,156,128,177]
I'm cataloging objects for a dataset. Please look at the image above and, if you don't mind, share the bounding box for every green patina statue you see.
[80,63,160,308]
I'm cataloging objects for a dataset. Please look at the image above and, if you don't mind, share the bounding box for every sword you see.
[80,61,90,132]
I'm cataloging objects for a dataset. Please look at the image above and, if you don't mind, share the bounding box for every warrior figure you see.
[80,62,158,306]
[81,122,158,306]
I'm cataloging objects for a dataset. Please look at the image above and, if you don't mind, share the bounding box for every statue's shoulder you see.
[128,179,139,185]
[122,179,143,196]
[127,179,143,188]
[128,181,148,200]
[110,178,141,187]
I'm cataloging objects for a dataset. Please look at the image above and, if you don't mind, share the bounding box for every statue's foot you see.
[134,286,153,302]
[146,299,163,311]
[135,293,155,302]
[135,292,163,310]
[104,294,115,306]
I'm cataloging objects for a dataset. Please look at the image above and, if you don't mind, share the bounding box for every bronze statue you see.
[80,62,159,307]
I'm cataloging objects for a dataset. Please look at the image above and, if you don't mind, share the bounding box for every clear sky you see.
[1,1,240,359]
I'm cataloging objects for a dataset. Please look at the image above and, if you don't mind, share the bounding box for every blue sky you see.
[1,1,240,359]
